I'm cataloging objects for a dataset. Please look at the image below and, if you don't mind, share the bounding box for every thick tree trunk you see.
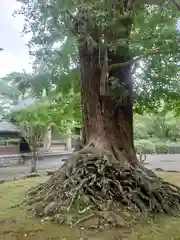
[79,43,137,164]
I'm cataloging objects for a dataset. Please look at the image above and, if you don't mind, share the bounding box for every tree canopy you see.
[10,1,179,115]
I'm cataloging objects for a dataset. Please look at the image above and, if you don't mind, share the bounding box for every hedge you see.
[135,140,180,154]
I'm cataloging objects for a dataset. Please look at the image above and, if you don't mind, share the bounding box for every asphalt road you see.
[144,154,180,172]
[1,153,180,181]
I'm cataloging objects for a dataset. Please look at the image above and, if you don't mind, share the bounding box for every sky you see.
[0,0,32,78]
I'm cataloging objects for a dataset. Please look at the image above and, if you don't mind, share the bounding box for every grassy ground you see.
[1,173,180,239]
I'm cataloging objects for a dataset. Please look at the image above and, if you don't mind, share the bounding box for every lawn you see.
[1,172,180,239]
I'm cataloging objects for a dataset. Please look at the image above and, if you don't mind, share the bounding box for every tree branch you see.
[108,48,178,71]
[171,0,180,12]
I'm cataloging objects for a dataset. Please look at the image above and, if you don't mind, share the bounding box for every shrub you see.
[154,143,168,154]
[135,139,180,154]
[155,143,180,154]
[134,139,156,154]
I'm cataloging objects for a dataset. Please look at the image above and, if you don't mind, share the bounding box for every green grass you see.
[1,173,180,239]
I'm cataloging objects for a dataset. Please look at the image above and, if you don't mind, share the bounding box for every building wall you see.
[50,127,72,150]
[0,155,22,167]
[0,145,19,155]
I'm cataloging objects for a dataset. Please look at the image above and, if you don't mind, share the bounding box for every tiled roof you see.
[0,120,20,133]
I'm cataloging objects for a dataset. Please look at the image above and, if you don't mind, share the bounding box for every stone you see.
[34,202,44,217]
[98,211,125,227]
[44,202,58,216]
[54,214,66,224]
[66,215,74,225]
[62,158,68,162]
[46,170,55,176]
[23,172,40,179]
[10,203,20,208]
[88,225,98,230]
[155,168,164,172]
[44,216,52,221]
[104,223,110,229]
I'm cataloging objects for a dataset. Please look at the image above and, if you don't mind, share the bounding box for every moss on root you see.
[26,146,180,228]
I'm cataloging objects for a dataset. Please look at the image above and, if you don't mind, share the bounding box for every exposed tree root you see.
[26,146,180,228]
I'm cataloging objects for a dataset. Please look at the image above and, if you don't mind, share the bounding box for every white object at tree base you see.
[66,129,72,150]
[43,126,51,151]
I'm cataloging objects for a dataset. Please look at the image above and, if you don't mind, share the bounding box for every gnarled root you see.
[26,146,180,228]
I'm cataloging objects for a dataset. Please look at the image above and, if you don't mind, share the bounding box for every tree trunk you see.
[30,150,38,173]
[79,42,137,164]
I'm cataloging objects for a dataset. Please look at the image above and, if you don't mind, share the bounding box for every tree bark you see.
[79,42,137,164]
[30,149,38,173]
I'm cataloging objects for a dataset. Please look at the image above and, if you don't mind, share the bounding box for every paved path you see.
[145,154,180,172]
[0,155,67,181]
[1,153,180,181]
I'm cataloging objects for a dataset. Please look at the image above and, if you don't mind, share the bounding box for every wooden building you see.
[0,120,30,155]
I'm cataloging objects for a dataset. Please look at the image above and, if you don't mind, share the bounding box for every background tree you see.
[134,110,180,153]
[0,71,33,116]
[9,76,81,171]
[16,0,180,226]
[11,105,51,172]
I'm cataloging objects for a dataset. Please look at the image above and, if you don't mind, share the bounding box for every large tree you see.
[18,0,180,226]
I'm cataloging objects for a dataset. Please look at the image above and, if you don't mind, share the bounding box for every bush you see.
[155,143,180,154]
[147,137,163,145]
[134,139,156,154]
[135,139,180,154]
[134,124,149,139]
